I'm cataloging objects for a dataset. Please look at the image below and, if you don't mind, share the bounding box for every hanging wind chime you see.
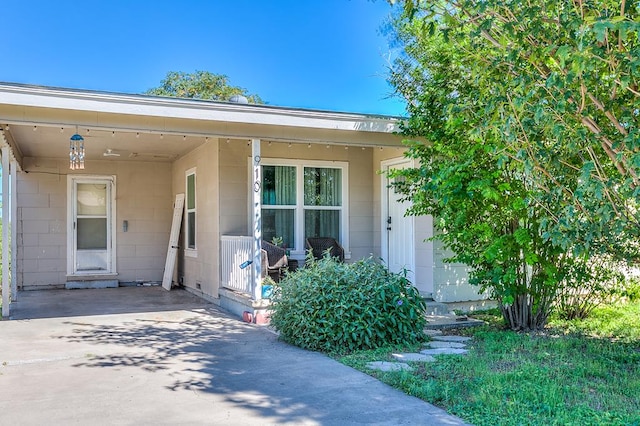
[69,130,85,170]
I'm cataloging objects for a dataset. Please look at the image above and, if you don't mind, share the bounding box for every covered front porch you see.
[0,82,409,319]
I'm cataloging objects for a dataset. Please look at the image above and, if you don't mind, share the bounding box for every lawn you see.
[338,302,640,426]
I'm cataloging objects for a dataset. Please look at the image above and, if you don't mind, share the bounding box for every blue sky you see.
[1,0,406,116]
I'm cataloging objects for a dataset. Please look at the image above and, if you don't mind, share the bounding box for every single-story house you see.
[0,82,486,319]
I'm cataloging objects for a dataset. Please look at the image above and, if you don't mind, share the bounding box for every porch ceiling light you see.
[69,133,85,170]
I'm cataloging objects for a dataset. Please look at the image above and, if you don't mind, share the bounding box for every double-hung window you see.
[260,159,348,256]
[185,168,197,255]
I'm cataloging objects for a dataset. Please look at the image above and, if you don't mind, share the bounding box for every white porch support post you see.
[2,147,9,317]
[10,159,16,301]
[251,138,263,301]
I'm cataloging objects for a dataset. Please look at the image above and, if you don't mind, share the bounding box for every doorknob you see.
[387,216,392,231]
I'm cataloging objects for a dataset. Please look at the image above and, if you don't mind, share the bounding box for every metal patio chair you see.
[261,240,289,281]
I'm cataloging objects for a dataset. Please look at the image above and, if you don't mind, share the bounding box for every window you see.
[186,168,196,252]
[260,159,348,255]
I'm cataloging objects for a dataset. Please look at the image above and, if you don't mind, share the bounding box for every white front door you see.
[67,176,116,275]
[384,160,415,281]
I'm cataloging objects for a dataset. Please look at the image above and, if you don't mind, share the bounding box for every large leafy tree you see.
[386,0,639,329]
[389,31,564,330]
[388,0,639,259]
[146,70,263,104]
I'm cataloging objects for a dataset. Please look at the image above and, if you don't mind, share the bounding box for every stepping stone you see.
[366,361,413,372]
[432,335,472,343]
[424,329,443,337]
[391,353,436,362]
[421,348,469,356]
[425,341,467,349]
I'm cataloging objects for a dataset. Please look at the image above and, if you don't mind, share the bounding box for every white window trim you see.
[251,157,350,260]
[185,167,197,258]
[66,175,117,276]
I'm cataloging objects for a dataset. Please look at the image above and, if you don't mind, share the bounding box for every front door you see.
[384,160,415,281]
[67,176,116,275]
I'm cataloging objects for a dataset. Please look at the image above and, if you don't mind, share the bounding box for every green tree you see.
[387,32,563,330]
[145,70,263,104]
[385,0,640,329]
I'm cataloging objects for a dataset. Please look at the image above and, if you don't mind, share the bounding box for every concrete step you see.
[424,300,451,316]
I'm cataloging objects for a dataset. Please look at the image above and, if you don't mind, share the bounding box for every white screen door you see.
[385,160,415,280]
[68,176,115,275]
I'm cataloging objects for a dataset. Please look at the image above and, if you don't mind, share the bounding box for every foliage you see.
[618,276,640,302]
[340,301,640,425]
[387,0,640,260]
[385,0,640,329]
[269,254,426,353]
[145,70,263,103]
[550,298,640,343]
[385,32,564,330]
[555,256,627,319]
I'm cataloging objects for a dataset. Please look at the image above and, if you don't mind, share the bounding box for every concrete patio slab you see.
[1,287,470,425]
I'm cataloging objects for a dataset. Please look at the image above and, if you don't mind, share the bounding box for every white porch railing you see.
[220,235,254,295]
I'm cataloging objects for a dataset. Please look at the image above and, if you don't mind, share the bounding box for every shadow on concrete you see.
[57,307,335,424]
[52,304,465,425]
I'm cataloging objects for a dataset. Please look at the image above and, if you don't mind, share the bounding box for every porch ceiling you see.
[4,123,207,163]
[0,82,407,168]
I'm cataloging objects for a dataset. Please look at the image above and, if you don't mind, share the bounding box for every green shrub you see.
[618,277,640,302]
[269,255,427,353]
[555,256,628,320]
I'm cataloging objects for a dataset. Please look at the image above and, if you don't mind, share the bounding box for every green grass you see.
[338,301,640,426]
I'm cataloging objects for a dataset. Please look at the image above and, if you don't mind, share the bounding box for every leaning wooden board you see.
[162,193,185,291]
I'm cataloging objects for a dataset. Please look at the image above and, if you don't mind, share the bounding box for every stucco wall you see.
[218,140,374,262]
[17,157,172,289]
[171,138,219,298]
[432,239,488,302]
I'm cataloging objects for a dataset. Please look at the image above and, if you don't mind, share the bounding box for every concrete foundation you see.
[65,280,119,289]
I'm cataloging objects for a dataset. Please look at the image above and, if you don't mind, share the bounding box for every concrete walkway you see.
[367,330,473,373]
[1,287,469,425]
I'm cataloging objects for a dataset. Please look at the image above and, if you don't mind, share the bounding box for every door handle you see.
[387,216,392,231]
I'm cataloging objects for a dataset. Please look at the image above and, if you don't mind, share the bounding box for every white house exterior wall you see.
[171,138,220,298]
